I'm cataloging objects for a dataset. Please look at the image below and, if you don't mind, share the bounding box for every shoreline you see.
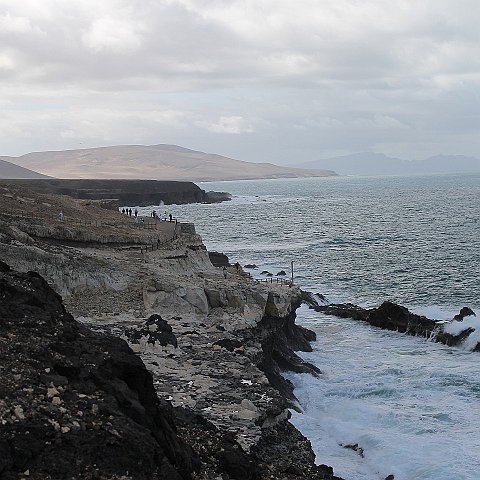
[0,183,344,479]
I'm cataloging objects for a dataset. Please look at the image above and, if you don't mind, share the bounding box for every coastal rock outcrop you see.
[0,184,345,480]
[4,179,231,206]
[304,297,479,351]
[208,251,230,267]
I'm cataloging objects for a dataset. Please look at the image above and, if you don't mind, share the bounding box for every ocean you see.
[142,174,480,480]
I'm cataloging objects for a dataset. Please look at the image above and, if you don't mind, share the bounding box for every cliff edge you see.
[0,184,343,480]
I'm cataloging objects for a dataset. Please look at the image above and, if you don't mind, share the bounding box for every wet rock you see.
[323,301,479,351]
[453,306,476,321]
[244,264,258,269]
[341,443,364,458]
[276,271,287,276]
[249,309,321,401]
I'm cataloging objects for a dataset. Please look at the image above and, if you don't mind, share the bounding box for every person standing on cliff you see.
[169,213,173,222]
[223,266,228,279]
[58,211,64,222]
[134,208,138,217]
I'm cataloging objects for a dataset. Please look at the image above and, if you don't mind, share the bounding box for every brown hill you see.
[2,144,336,181]
[0,158,50,179]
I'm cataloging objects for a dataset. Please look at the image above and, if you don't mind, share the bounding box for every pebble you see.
[14,405,25,420]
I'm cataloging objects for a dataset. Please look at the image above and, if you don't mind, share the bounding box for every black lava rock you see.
[0,263,197,479]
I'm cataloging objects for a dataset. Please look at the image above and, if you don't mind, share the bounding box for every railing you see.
[139,222,181,254]
[258,277,293,286]
[0,208,177,231]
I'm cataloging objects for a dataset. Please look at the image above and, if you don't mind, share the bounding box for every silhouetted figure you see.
[58,211,64,222]
[235,262,240,273]
[122,208,125,214]
[129,208,132,216]
[223,266,227,279]
[169,213,173,222]
[134,209,138,217]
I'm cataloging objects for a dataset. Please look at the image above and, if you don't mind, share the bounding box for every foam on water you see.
[285,306,480,480]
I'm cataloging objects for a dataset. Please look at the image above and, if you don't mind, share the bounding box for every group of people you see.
[120,207,175,223]
[150,210,174,222]
[121,208,138,217]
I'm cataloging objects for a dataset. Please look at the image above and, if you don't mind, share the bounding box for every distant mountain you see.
[300,152,480,176]
[0,158,50,179]
[2,144,335,181]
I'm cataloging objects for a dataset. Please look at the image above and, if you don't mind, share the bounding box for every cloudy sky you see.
[1,0,480,164]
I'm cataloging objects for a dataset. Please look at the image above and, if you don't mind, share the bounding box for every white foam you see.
[442,315,480,351]
[286,309,480,480]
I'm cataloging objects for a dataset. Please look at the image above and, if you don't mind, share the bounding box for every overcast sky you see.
[1,0,480,164]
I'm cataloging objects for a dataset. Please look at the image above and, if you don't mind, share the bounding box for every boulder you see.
[205,287,228,309]
[184,287,209,314]
[453,306,476,321]
[208,251,230,267]
[125,314,178,348]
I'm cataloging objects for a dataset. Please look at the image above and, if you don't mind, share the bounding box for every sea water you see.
[144,174,480,480]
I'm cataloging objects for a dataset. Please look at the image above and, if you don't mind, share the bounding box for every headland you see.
[2,179,232,206]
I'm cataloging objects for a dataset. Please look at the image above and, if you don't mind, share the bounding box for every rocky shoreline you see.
[303,293,479,351]
[0,183,343,480]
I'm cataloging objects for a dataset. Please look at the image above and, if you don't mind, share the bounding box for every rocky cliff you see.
[0,184,343,480]
[2,179,231,206]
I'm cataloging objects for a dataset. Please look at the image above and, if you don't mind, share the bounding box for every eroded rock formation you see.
[304,297,479,351]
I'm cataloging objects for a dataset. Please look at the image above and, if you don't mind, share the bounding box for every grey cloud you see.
[1,0,480,161]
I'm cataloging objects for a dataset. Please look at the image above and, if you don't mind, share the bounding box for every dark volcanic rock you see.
[324,301,437,336]
[250,309,321,402]
[213,338,243,352]
[208,251,230,267]
[318,300,479,351]
[4,179,231,207]
[204,191,232,203]
[0,261,196,479]
[0,262,345,480]
[453,306,476,321]
[125,314,178,348]
[244,264,258,269]
[251,421,343,480]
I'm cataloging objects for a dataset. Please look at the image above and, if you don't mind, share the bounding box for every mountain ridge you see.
[2,144,335,181]
[300,152,480,176]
